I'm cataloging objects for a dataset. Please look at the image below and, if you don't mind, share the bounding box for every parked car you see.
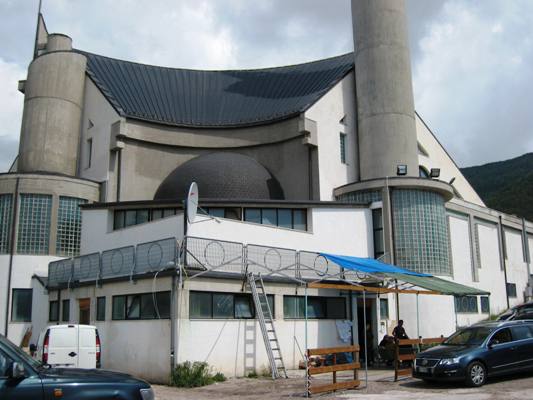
[0,333,154,399]
[413,320,533,387]
[33,324,101,369]
[497,301,533,321]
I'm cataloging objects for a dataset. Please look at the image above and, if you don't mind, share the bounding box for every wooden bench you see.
[306,345,360,396]
[394,337,445,381]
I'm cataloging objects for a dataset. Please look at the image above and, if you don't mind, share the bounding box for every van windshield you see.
[0,334,42,369]
[443,327,493,346]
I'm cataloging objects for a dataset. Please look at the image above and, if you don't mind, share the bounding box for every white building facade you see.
[0,0,532,383]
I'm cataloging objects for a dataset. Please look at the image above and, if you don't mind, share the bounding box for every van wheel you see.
[466,361,486,387]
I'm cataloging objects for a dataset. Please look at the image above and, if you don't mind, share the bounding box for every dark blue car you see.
[413,320,533,387]
[0,333,154,399]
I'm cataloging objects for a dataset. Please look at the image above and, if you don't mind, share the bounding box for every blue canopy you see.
[319,253,431,277]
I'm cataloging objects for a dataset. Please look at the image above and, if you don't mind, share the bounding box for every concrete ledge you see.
[334,177,455,201]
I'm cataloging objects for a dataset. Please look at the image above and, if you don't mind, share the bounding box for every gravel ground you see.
[152,369,533,400]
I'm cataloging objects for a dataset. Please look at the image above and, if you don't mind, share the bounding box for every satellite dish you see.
[186,182,198,224]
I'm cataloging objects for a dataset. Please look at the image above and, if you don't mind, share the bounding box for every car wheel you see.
[466,361,486,387]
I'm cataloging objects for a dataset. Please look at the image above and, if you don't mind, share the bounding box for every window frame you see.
[506,283,517,298]
[96,296,106,321]
[112,291,171,320]
[49,300,59,322]
[61,299,70,322]
[282,295,347,320]
[339,133,347,164]
[189,291,275,320]
[454,296,479,314]
[380,298,389,320]
[11,289,33,322]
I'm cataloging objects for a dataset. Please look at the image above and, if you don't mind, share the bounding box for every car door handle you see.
[68,352,77,357]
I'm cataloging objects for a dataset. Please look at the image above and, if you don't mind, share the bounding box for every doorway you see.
[78,298,90,325]
[357,297,376,366]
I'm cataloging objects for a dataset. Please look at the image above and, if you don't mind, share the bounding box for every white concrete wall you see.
[305,72,358,200]
[81,209,184,254]
[79,79,120,186]
[504,228,529,307]
[416,114,484,206]
[0,255,61,344]
[189,207,372,257]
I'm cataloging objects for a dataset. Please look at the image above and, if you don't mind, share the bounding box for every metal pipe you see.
[522,218,531,283]
[304,284,308,398]
[4,177,20,337]
[416,293,420,338]
[498,216,510,309]
[362,290,368,388]
[170,272,177,373]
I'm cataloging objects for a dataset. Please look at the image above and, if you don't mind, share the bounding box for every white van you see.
[34,324,101,369]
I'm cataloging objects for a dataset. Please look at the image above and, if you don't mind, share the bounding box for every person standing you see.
[392,319,409,340]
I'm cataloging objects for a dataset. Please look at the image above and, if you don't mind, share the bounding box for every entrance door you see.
[79,298,90,325]
[357,298,376,365]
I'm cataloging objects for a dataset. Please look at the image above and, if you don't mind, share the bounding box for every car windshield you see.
[443,327,493,346]
[0,334,42,369]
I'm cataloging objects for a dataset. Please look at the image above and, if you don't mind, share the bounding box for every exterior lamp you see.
[396,165,407,176]
[430,168,440,178]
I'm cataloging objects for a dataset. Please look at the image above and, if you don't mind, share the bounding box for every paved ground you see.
[152,369,533,399]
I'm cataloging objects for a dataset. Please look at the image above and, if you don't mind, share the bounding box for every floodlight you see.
[430,168,440,178]
[397,165,407,176]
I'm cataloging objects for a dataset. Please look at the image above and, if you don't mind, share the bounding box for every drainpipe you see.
[116,149,122,202]
[498,216,510,309]
[522,218,532,299]
[4,178,20,337]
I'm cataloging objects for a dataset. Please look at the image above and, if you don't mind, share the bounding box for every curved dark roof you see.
[83,51,354,128]
[154,152,285,201]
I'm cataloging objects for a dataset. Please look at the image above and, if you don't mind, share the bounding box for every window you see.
[490,328,512,345]
[112,292,170,320]
[243,208,307,231]
[339,133,347,164]
[480,296,490,314]
[372,208,384,259]
[380,298,389,319]
[507,283,517,298]
[17,194,52,254]
[419,166,429,178]
[0,194,13,254]
[113,208,178,230]
[11,289,32,322]
[96,297,106,321]
[0,350,11,377]
[202,207,241,221]
[455,296,478,313]
[283,296,346,319]
[49,300,59,322]
[86,138,93,168]
[56,196,87,257]
[511,326,533,341]
[61,299,70,322]
[189,291,274,319]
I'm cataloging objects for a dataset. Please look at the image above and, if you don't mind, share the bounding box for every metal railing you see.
[47,235,375,288]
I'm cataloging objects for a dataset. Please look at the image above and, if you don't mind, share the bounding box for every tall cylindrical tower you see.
[18,33,86,175]
[352,0,419,179]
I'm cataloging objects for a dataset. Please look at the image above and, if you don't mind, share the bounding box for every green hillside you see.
[461,153,533,221]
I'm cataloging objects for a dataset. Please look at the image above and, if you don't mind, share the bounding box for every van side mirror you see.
[8,362,26,380]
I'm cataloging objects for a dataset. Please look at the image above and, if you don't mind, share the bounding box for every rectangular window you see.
[244,208,261,224]
[380,298,389,319]
[86,138,93,168]
[17,194,52,254]
[124,210,137,227]
[189,291,274,319]
[11,289,32,322]
[261,209,277,226]
[0,194,13,254]
[292,210,307,231]
[277,209,292,229]
[114,208,178,230]
[372,208,384,259]
[507,283,517,298]
[340,133,347,164]
[283,296,346,319]
[61,299,70,322]
[454,296,478,313]
[96,297,106,321]
[49,300,59,322]
[480,296,490,314]
[56,196,87,257]
[208,208,225,218]
[112,292,171,320]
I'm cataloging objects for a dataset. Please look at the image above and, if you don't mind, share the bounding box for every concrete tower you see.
[17,33,87,175]
[351,0,419,179]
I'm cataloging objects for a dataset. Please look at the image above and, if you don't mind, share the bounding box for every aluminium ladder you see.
[247,272,288,379]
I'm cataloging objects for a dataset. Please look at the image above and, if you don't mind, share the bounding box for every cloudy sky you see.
[1,0,532,171]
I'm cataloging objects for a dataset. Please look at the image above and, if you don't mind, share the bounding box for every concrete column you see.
[351,0,419,179]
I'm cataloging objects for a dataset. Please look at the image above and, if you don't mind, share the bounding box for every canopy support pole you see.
[363,290,368,388]
[395,279,400,323]
[416,293,420,339]
[304,284,309,398]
